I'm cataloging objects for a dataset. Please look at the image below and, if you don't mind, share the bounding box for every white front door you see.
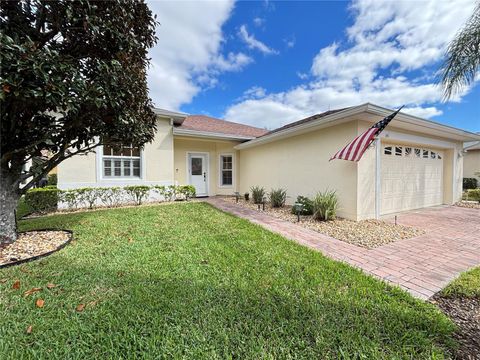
[188,153,208,197]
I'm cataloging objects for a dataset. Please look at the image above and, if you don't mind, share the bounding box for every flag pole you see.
[375,137,381,219]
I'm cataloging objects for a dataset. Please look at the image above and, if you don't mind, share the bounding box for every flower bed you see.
[224,197,424,248]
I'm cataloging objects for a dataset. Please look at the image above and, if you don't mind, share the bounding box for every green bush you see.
[250,186,266,204]
[463,189,480,202]
[244,192,250,201]
[178,185,196,200]
[47,173,58,186]
[60,189,80,209]
[291,195,314,215]
[124,185,150,205]
[98,187,123,207]
[269,188,287,208]
[463,177,478,190]
[25,187,60,213]
[313,190,339,221]
[75,188,101,209]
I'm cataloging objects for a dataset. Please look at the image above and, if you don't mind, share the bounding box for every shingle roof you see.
[177,115,268,138]
[257,108,350,138]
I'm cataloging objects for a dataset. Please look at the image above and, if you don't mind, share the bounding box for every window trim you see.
[218,153,234,188]
[96,144,145,182]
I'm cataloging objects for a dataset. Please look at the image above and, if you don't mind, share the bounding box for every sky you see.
[146,0,480,132]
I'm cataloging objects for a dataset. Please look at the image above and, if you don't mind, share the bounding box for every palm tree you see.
[440,3,480,100]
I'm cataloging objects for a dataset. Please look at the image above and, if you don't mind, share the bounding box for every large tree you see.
[440,2,480,99]
[0,0,158,244]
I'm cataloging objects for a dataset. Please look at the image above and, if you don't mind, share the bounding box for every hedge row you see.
[24,185,196,214]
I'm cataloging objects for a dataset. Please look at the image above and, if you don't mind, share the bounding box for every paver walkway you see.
[206,197,480,300]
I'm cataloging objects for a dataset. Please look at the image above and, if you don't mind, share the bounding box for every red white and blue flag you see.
[329,106,404,162]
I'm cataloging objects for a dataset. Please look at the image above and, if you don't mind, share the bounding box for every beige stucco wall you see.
[463,149,480,180]
[173,137,241,196]
[57,117,174,189]
[238,122,359,220]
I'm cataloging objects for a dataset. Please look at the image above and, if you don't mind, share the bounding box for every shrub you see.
[269,188,287,208]
[25,187,61,213]
[124,185,150,205]
[250,186,266,204]
[463,178,478,190]
[47,173,58,186]
[312,190,338,221]
[291,195,314,215]
[98,187,123,207]
[75,188,101,209]
[178,185,196,200]
[244,192,250,201]
[464,189,480,202]
[60,189,80,209]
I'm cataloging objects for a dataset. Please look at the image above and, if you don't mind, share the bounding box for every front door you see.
[188,153,208,197]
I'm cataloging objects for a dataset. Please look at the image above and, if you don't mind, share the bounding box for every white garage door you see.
[381,144,444,215]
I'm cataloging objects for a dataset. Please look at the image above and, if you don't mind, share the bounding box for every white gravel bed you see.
[223,197,424,248]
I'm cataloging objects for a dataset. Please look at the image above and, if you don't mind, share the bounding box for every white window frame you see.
[218,153,234,188]
[96,144,145,181]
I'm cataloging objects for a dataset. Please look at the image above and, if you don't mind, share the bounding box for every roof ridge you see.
[188,114,266,131]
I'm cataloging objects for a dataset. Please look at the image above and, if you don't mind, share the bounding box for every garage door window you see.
[395,146,402,156]
[384,145,443,161]
[405,147,412,156]
[384,146,392,155]
[423,149,429,158]
[414,148,421,157]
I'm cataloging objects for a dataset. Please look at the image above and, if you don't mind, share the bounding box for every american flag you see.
[329,106,404,162]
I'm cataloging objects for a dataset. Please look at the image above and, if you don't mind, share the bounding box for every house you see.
[463,140,480,183]
[57,103,480,220]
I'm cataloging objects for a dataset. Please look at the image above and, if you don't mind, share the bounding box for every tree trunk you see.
[0,174,19,245]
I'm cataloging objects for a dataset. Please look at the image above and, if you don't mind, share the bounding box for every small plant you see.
[291,196,314,215]
[98,187,123,207]
[76,188,100,209]
[312,190,338,221]
[47,173,58,186]
[124,185,150,205]
[178,185,196,200]
[244,192,250,201]
[61,189,80,209]
[463,177,478,190]
[250,186,266,204]
[464,188,480,202]
[269,188,287,208]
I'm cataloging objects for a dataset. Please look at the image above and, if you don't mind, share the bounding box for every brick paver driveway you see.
[207,198,480,300]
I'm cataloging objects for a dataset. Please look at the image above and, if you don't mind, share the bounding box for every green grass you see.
[1,203,455,359]
[16,196,32,220]
[441,267,480,298]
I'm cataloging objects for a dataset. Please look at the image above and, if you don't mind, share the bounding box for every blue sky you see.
[147,0,479,132]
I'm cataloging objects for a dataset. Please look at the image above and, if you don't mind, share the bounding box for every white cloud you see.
[283,35,296,48]
[147,1,252,110]
[253,17,265,27]
[238,86,267,101]
[225,0,476,129]
[238,25,278,55]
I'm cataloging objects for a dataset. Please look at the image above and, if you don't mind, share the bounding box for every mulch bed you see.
[455,201,480,210]
[223,197,424,248]
[431,295,480,360]
[0,230,72,268]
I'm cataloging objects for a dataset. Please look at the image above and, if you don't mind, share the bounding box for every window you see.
[423,149,429,158]
[220,155,233,186]
[395,146,403,156]
[405,147,412,156]
[437,154,442,160]
[102,143,141,178]
[384,146,392,155]
[430,151,436,159]
[414,148,421,157]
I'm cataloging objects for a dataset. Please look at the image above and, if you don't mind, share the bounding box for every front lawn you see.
[1,203,455,358]
[441,267,480,298]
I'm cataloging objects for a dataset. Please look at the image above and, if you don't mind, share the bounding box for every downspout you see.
[375,138,381,219]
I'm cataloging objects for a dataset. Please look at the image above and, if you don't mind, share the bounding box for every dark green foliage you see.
[269,188,287,208]
[313,190,339,221]
[463,177,478,189]
[124,185,150,205]
[250,186,266,204]
[24,187,60,213]
[291,195,314,215]
[177,185,196,200]
[244,192,250,201]
[463,188,480,202]
[0,203,456,358]
[47,174,58,187]
[1,0,158,193]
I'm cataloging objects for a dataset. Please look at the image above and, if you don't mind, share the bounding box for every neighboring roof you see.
[260,108,349,137]
[465,141,480,151]
[235,103,480,150]
[174,115,268,140]
[153,107,188,124]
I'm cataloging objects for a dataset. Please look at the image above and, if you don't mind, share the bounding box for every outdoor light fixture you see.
[234,192,240,203]
[294,203,303,222]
